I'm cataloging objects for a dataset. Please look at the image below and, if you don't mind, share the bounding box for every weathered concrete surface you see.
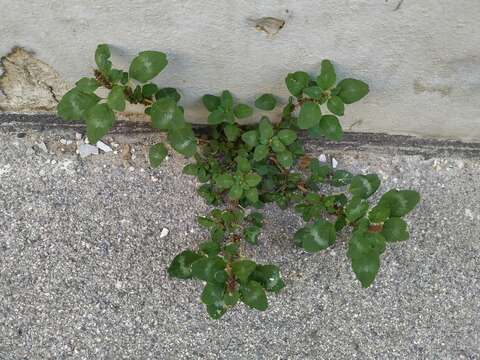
[1,0,480,140]
[0,123,479,359]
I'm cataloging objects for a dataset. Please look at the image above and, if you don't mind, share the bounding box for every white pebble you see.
[160,228,169,238]
[96,141,113,153]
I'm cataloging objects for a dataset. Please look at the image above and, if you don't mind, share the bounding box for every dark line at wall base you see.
[1,113,480,159]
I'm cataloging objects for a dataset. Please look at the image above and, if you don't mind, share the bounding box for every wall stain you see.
[413,79,452,97]
[250,17,286,36]
[0,47,68,112]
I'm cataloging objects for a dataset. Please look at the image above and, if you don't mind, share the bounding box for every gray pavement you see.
[0,123,479,359]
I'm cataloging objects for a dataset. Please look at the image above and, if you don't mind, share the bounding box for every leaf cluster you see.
[57,45,420,319]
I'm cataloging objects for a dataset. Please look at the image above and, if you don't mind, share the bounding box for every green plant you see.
[57,45,420,319]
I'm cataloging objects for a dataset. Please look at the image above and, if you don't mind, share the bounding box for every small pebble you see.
[160,228,169,238]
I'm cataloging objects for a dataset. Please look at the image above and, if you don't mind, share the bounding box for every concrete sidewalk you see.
[0,123,479,359]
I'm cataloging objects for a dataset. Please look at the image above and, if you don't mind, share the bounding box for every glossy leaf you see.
[85,103,115,143]
[251,265,285,292]
[129,51,167,83]
[149,143,168,167]
[294,219,336,253]
[202,94,221,112]
[298,102,321,129]
[232,260,256,283]
[345,196,369,222]
[255,94,277,111]
[378,190,420,217]
[234,103,253,119]
[107,85,126,111]
[150,98,183,130]
[95,44,111,73]
[327,96,344,116]
[319,115,343,141]
[337,78,369,104]
[57,89,100,121]
[285,71,309,96]
[382,217,409,242]
[75,78,99,93]
[240,281,268,311]
[349,174,381,199]
[167,250,202,279]
[317,60,336,90]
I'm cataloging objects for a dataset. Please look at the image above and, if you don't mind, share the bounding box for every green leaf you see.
[191,256,226,282]
[233,103,253,119]
[221,90,233,112]
[85,103,115,144]
[167,250,202,279]
[167,125,197,157]
[277,129,297,145]
[351,253,380,288]
[244,173,261,187]
[378,190,420,217]
[345,196,369,222]
[224,123,241,142]
[107,85,126,111]
[182,163,198,176]
[298,102,321,129]
[382,217,409,242]
[151,99,183,131]
[240,281,268,311]
[201,282,225,305]
[271,136,286,153]
[228,183,243,200]
[155,87,181,102]
[303,86,323,100]
[200,241,221,256]
[258,117,274,144]
[215,174,234,189]
[197,216,216,228]
[232,260,256,283]
[236,156,251,173]
[57,89,100,121]
[319,115,343,141]
[294,219,336,253]
[349,174,381,199]
[208,109,225,125]
[75,78,99,93]
[331,170,353,187]
[285,71,310,96]
[337,78,369,104]
[368,204,391,223]
[255,94,277,111]
[142,83,158,98]
[310,158,332,177]
[95,44,111,73]
[253,144,269,162]
[149,143,168,167]
[251,265,285,292]
[202,94,221,112]
[244,225,261,244]
[327,96,345,116]
[317,60,336,90]
[347,231,386,259]
[206,302,227,319]
[276,151,293,168]
[129,51,167,83]
[241,130,258,147]
[245,187,259,203]
[224,290,240,306]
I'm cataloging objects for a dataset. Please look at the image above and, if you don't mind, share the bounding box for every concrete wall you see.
[1,0,479,141]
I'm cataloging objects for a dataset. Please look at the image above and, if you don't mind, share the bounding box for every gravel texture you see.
[0,126,479,359]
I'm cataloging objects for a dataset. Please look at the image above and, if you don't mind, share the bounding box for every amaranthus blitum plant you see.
[57,45,420,319]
